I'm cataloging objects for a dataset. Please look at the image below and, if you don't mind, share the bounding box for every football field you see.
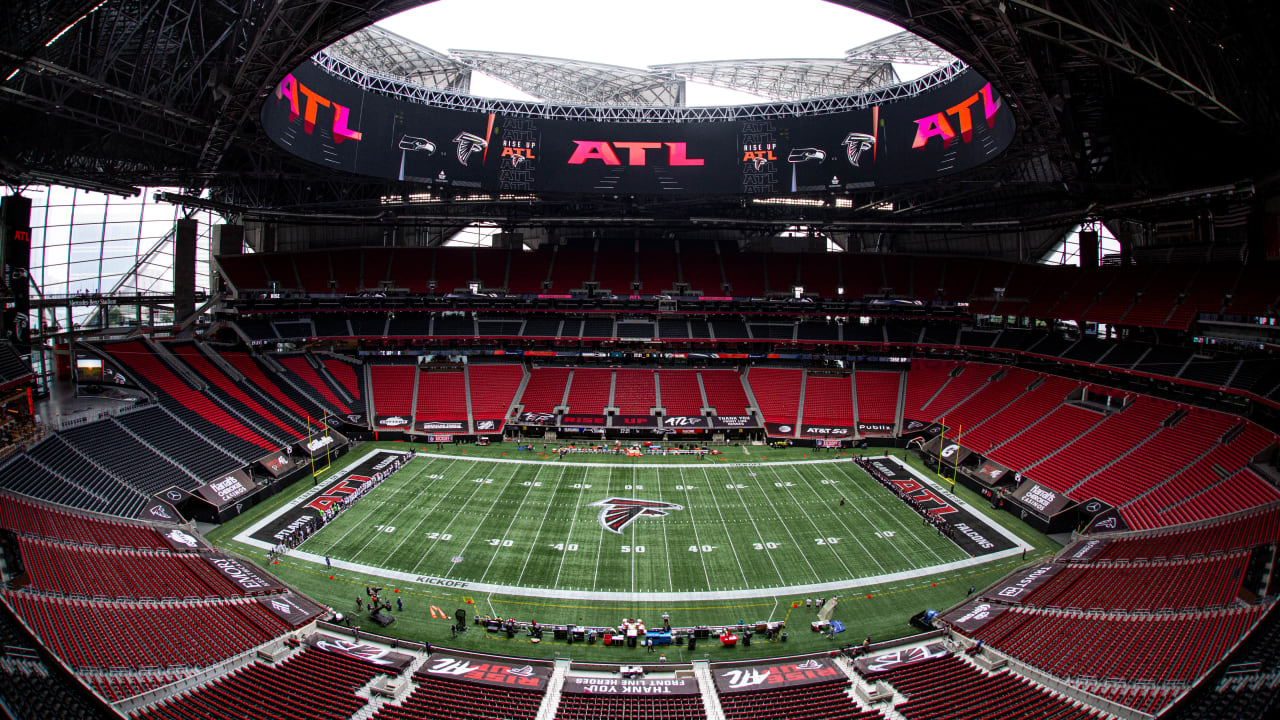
[296,453,971,596]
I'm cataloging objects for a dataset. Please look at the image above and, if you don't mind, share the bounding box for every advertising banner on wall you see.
[941,600,1009,633]
[709,415,758,429]
[562,676,700,696]
[417,652,552,690]
[854,643,950,676]
[195,470,256,508]
[712,657,843,694]
[1009,479,1074,517]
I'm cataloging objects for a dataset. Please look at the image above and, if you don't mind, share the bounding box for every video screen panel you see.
[262,60,1015,195]
[75,356,103,382]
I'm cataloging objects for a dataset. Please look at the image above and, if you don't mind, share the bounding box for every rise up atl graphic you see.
[739,120,780,193]
[498,117,540,191]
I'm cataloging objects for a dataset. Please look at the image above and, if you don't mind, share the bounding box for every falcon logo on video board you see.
[842,132,876,166]
[588,498,684,534]
[454,132,488,165]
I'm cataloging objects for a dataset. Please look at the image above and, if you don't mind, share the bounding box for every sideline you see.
[232,450,1030,602]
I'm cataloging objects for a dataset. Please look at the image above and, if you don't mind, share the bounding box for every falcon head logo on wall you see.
[588,498,684,534]
[454,132,488,165]
[842,132,876,166]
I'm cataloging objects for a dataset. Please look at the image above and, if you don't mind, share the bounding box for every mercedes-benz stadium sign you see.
[263,60,1014,194]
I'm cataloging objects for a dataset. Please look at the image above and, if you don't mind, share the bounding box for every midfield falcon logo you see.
[588,498,684,534]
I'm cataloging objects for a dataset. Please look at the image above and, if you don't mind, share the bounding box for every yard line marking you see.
[760,464,859,578]
[407,459,501,576]
[700,467,772,588]
[679,468,714,590]
[380,459,470,566]
[442,462,525,579]
[804,463,926,567]
[551,466,591,589]
[719,466,822,583]
[513,465,568,586]
[591,467,613,591]
[655,467,674,592]
[828,462,950,564]
[322,457,456,563]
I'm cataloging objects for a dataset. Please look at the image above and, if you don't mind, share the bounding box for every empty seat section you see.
[871,655,1097,720]
[4,592,289,671]
[919,364,990,421]
[719,679,878,720]
[217,255,270,290]
[415,370,467,421]
[555,692,706,720]
[371,366,416,419]
[940,367,1036,440]
[613,370,656,415]
[901,360,958,421]
[961,375,1079,453]
[61,418,197,497]
[639,249,680,294]
[138,647,385,720]
[323,358,364,406]
[277,357,355,417]
[1028,397,1173,494]
[103,341,275,456]
[220,351,317,422]
[594,248,635,293]
[18,538,252,600]
[292,252,329,293]
[721,253,765,296]
[474,248,508,291]
[505,250,552,294]
[748,368,803,426]
[989,404,1102,471]
[659,370,704,415]
[548,248,592,292]
[434,248,474,291]
[0,494,166,549]
[680,252,723,294]
[329,249,362,293]
[467,365,523,422]
[1089,506,1280,562]
[1019,554,1247,612]
[115,406,242,481]
[519,368,571,414]
[801,374,854,428]
[1071,407,1228,507]
[565,368,612,414]
[170,344,302,441]
[855,372,901,426]
[969,605,1264,685]
[700,370,750,415]
[373,673,545,720]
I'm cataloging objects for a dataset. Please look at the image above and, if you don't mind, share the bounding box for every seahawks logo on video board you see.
[588,498,684,534]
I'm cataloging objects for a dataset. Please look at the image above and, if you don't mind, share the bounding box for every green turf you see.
[207,441,1059,661]
[298,454,965,593]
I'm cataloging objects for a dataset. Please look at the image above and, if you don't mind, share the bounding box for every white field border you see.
[234,452,1032,602]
